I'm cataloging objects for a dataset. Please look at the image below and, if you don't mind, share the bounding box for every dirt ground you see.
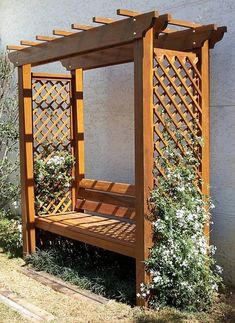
[0,251,234,323]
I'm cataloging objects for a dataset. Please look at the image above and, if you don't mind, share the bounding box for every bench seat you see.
[35,212,136,258]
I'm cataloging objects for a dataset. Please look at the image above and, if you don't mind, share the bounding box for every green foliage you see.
[34,147,75,214]
[26,234,135,304]
[0,53,19,209]
[139,125,223,311]
[0,210,22,257]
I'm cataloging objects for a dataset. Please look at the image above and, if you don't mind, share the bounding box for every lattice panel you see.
[32,77,72,215]
[153,49,202,182]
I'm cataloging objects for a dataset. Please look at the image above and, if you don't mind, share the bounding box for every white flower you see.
[136,293,141,298]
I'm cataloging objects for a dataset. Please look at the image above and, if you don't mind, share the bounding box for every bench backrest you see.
[76,179,136,220]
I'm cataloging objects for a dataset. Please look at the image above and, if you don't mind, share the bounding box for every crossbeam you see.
[36,35,57,41]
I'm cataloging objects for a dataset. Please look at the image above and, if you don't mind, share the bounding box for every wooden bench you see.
[35,179,136,257]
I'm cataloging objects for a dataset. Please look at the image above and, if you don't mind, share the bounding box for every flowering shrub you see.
[138,126,223,311]
[34,149,75,214]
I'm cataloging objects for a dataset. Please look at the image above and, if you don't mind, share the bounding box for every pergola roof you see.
[7,8,226,70]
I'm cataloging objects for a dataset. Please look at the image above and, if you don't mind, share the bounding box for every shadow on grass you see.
[25,230,136,305]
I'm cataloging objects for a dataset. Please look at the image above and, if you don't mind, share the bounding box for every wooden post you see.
[134,28,154,305]
[71,69,85,209]
[18,64,36,256]
[200,40,210,239]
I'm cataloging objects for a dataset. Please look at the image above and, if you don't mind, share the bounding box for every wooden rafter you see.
[71,23,93,30]
[7,45,25,51]
[117,9,141,17]
[20,40,41,46]
[36,35,57,41]
[53,29,75,36]
[169,17,202,28]
[93,17,116,24]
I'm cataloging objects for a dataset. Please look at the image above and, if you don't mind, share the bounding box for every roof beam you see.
[71,23,93,30]
[53,29,75,36]
[117,9,141,17]
[92,17,116,24]
[36,35,57,41]
[8,11,159,66]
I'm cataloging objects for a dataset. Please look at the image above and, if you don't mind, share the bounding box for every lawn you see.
[0,251,234,322]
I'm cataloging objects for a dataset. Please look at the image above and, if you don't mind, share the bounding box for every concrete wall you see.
[0,0,234,285]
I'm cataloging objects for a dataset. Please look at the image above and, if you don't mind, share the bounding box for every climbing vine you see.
[138,124,223,311]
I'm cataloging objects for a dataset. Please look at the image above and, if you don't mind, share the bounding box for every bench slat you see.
[76,199,135,219]
[79,179,135,196]
[78,189,135,208]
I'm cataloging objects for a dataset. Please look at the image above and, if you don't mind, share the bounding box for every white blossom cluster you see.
[139,127,223,311]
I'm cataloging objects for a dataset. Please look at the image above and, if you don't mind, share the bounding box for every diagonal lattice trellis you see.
[153,48,202,182]
[32,77,72,215]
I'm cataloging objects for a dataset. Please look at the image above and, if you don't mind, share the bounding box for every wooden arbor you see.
[8,9,226,304]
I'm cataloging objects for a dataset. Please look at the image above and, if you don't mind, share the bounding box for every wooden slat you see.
[134,27,154,305]
[76,199,135,219]
[7,45,25,51]
[169,18,202,28]
[8,11,159,66]
[71,23,93,30]
[78,189,135,208]
[92,17,116,24]
[35,213,136,258]
[117,9,141,17]
[32,72,71,80]
[18,64,36,256]
[79,179,135,196]
[200,40,210,240]
[36,35,57,41]
[71,69,85,210]
[20,40,41,46]
[53,29,75,36]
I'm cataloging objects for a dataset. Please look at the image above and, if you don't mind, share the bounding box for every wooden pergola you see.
[8,9,226,305]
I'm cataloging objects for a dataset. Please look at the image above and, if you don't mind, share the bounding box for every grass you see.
[0,250,234,322]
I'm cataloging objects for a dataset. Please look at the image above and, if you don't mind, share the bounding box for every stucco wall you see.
[0,0,234,285]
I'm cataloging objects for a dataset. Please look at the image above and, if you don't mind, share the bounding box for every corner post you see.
[18,64,36,256]
[200,40,210,239]
[71,69,85,210]
[134,28,154,305]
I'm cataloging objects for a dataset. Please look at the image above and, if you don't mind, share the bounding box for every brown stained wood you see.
[93,17,116,24]
[36,35,57,41]
[117,9,141,17]
[71,23,93,30]
[71,69,85,210]
[155,24,219,50]
[18,64,36,256]
[35,213,136,257]
[53,29,76,36]
[62,43,133,71]
[8,11,158,66]
[200,40,210,240]
[80,178,135,196]
[78,189,135,208]
[20,40,41,46]
[134,28,154,305]
[76,199,135,219]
